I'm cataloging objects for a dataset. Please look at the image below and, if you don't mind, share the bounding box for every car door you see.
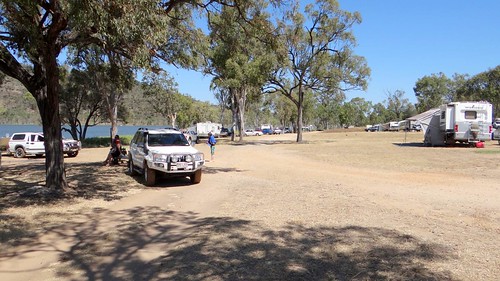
[133,133,146,169]
[28,134,46,154]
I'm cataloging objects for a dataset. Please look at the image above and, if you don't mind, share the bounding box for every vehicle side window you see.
[12,134,25,140]
[131,131,140,144]
[37,135,44,142]
[136,133,145,146]
[464,111,477,120]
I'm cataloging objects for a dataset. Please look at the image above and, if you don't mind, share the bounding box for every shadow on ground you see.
[392,142,426,147]
[0,161,135,208]
[0,160,246,209]
[0,207,457,281]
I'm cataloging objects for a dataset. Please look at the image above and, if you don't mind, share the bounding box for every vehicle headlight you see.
[153,153,168,162]
[185,155,193,162]
[170,155,179,163]
[193,153,204,161]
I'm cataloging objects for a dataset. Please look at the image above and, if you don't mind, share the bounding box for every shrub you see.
[82,135,132,148]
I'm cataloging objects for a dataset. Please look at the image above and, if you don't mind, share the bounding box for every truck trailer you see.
[424,101,493,146]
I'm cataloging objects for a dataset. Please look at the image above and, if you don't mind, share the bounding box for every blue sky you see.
[166,0,500,106]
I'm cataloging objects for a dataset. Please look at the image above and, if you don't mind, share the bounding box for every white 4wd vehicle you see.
[128,128,205,186]
[7,132,81,158]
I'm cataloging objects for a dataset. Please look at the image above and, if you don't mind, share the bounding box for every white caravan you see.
[187,122,222,143]
[424,101,493,146]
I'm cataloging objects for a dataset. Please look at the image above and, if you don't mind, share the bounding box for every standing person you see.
[207,131,216,161]
[103,135,121,165]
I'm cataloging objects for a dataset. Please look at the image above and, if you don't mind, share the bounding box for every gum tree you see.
[207,1,278,141]
[266,0,370,142]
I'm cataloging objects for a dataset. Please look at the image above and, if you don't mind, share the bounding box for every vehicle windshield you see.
[147,133,189,146]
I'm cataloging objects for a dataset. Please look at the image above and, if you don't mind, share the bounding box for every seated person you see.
[103,135,122,165]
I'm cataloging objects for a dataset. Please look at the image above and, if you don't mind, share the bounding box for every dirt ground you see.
[0,130,499,281]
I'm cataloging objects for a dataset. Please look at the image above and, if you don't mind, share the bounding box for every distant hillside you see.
[0,76,222,127]
[0,77,41,124]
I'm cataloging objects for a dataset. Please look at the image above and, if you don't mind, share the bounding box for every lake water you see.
[0,124,168,139]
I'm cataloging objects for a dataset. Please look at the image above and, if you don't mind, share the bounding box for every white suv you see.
[7,132,81,158]
[128,128,205,186]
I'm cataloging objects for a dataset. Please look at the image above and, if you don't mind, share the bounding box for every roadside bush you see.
[82,135,131,148]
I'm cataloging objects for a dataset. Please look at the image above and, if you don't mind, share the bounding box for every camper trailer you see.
[382,121,400,131]
[424,101,493,146]
[187,122,222,143]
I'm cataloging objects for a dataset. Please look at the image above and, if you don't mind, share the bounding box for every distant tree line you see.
[1,64,498,139]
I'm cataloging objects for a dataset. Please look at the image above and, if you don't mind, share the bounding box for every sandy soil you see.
[0,130,499,280]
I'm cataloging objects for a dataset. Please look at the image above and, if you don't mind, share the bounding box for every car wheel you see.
[14,147,26,158]
[190,169,202,184]
[67,151,78,157]
[144,163,156,186]
[128,156,137,176]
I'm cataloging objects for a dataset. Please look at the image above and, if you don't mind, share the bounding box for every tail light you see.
[454,124,458,132]
[489,126,492,133]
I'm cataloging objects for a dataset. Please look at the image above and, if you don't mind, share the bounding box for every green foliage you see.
[385,90,415,121]
[0,78,40,124]
[456,65,500,117]
[82,135,132,148]
[413,73,454,112]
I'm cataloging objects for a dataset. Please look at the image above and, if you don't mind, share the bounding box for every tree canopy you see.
[266,0,370,141]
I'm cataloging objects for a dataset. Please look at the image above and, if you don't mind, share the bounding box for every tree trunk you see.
[236,87,247,142]
[35,75,68,191]
[170,112,177,128]
[230,88,238,142]
[296,89,304,142]
[110,102,118,141]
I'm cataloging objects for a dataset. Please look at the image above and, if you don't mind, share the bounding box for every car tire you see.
[128,156,137,176]
[14,147,26,158]
[190,169,202,184]
[67,151,78,157]
[144,163,156,186]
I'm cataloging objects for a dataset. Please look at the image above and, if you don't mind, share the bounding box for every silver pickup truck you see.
[7,132,81,158]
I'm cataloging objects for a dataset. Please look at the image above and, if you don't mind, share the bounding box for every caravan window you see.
[464,111,477,120]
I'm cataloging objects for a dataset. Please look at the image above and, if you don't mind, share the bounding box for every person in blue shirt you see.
[207,131,216,161]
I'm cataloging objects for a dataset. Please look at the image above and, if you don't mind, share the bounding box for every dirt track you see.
[1,130,499,280]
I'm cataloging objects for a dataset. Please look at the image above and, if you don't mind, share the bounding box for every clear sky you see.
[165,0,500,106]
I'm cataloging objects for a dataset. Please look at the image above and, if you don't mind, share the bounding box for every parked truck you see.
[424,101,493,146]
[187,122,222,144]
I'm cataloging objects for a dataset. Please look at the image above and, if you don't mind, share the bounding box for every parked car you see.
[366,125,380,132]
[244,129,263,136]
[7,132,81,158]
[262,128,273,135]
[219,127,232,137]
[128,128,205,186]
[411,124,422,132]
[273,128,282,134]
[493,118,500,129]
[284,127,292,133]
[182,129,197,145]
[493,127,500,144]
